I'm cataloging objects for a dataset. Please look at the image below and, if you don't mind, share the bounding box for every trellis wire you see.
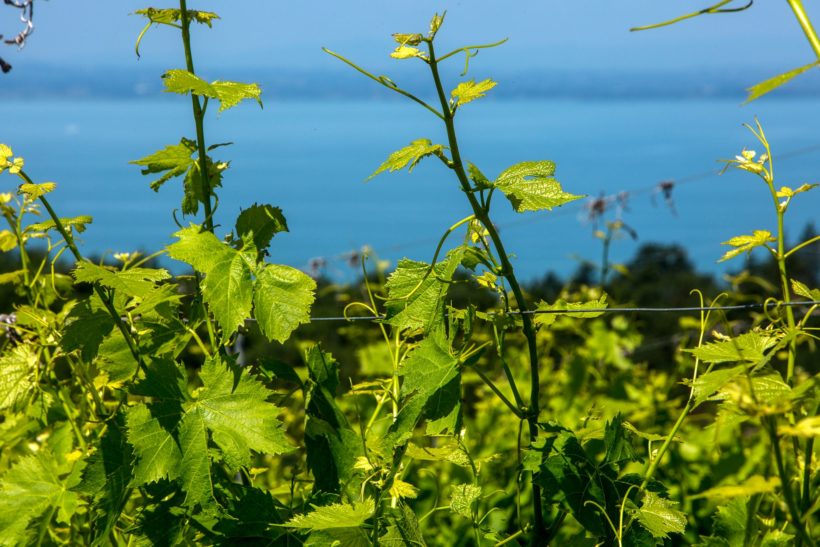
[253,300,820,323]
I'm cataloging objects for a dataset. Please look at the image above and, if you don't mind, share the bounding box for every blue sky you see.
[2,1,819,73]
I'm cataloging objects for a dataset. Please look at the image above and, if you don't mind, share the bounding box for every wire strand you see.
[249,300,820,323]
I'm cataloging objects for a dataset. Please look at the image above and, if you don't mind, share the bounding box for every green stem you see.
[426,39,547,542]
[630,0,736,31]
[641,399,692,490]
[786,0,820,59]
[766,417,816,546]
[322,48,444,120]
[785,234,820,259]
[179,0,215,233]
[31,185,146,375]
[467,361,524,419]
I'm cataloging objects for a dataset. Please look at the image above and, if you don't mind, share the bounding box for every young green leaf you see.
[126,357,293,493]
[73,262,170,298]
[745,61,819,102]
[0,345,37,411]
[304,346,362,495]
[451,79,496,106]
[391,45,427,60]
[718,230,775,262]
[0,230,16,252]
[17,182,56,200]
[399,328,461,435]
[253,264,316,343]
[534,295,607,327]
[130,138,197,192]
[493,161,583,212]
[134,8,219,26]
[384,247,463,332]
[284,499,375,531]
[0,451,83,545]
[167,226,255,340]
[450,484,481,518]
[791,278,820,301]
[162,69,263,112]
[633,491,687,539]
[27,215,93,235]
[369,139,445,180]
[688,331,778,364]
[235,203,288,254]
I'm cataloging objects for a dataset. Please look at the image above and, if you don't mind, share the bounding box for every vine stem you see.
[766,417,816,546]
[179,0,214,233]
[19,171,146,375]
[426,39,547,542]
[786,0,820,59]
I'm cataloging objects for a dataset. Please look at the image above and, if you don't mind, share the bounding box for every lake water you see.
[1,98,818,281]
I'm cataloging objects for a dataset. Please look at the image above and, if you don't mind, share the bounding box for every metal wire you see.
[250,300,820,323]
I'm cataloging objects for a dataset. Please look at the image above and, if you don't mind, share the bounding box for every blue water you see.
[1,98,818,281]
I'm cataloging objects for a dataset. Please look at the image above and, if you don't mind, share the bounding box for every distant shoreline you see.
[4,64,820,101]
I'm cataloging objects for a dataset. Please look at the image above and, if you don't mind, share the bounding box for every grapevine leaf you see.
[384,247,463,332]
[633,491,687,539]
[253,264,316,343]
[0,230,16,252]
[493,161,583,212]
[189,356,293,470]
[134,8,219,26]
[96,330,139,386]
[467,162,492,189]
[75,414,134,543]
[72,262,170,298]
[284,499,375,531]
[369,139,445,179]
[126,357,291,501]
[603,413,639,469]
[177,410,214,508]
[130,138,196,192]
[17,182,55,200]
[406,441,471,467]
[391,45,427,59]
[381,503,428,546]
[399,328,461,435]
[688,331,778,364]
[61,297,116,363]
[167,226,255,341]
[745,61,819,102]
[0,345,37,411]
[761,530,796,546]
[776,183,817,198]
[305,528,371,546]
[690,475,780,500]
[690,365,747,407]
[711,498,747,547]
[235,203,288,254]
[791,278,820,301]
[304,346,361,494]
[537,430,609,536]
[125,402,183,485]
[0,451,82,545]
[392,33,423,46]
[534,295,608,327]
[451,79,497,106]
[27,215,92,235]
[718,230,775,262]
[450,484,482,518]
[162,69,263,112]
